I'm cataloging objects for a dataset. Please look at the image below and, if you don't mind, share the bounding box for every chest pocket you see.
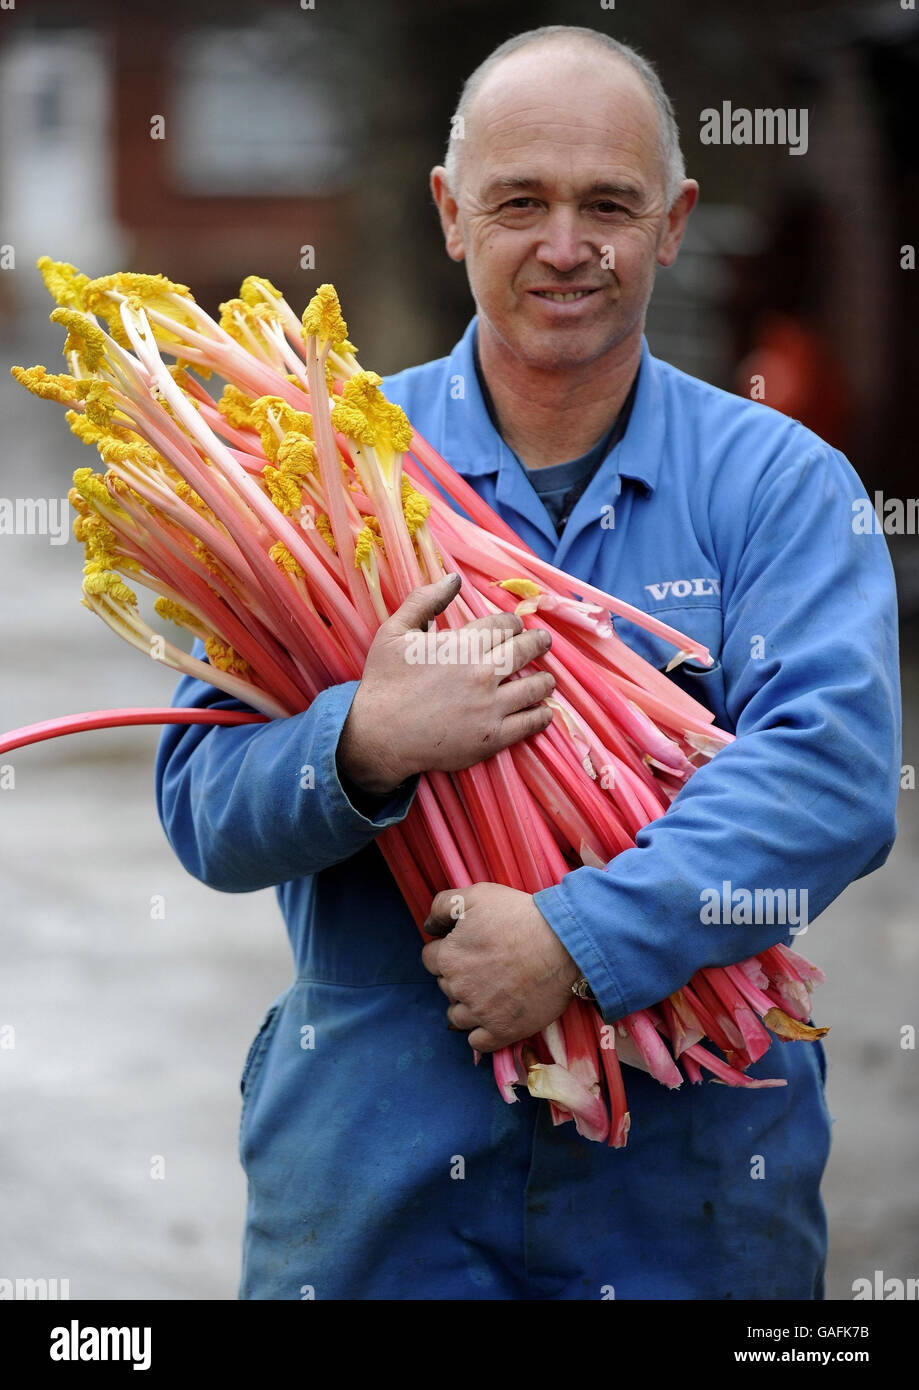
[612,602,729,731]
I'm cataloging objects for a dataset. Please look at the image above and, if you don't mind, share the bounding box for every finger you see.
[422,888,468,937]
[447,1002,478,1031]
[485,626,552,678]
[435,974,456,1001]
[391,573,461,633]
[467,1026,501,1053]
[492,702,555,749]
[459,612,523,653]
[495,670,556,717]
[421,940,442,975]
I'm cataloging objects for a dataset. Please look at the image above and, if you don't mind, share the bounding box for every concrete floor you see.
[1,329,916,1300]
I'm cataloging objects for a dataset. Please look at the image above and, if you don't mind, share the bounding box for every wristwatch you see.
[571,976,596,1002]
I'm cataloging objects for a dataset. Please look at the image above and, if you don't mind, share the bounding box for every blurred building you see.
[0,4,366,318]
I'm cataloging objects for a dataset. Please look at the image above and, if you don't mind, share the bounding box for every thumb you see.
[423,887,468,936]
[390,572,461,632]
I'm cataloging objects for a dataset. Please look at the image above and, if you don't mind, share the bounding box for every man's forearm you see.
[534,715,897,1021]
[535,445,900,1021]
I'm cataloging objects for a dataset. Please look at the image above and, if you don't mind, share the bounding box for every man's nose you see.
[534,209,593,272]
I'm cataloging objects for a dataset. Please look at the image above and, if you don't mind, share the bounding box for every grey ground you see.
[1,329,916,1300]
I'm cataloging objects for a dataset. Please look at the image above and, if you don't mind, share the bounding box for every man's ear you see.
[430,166,466,263]
[657,180,700,268]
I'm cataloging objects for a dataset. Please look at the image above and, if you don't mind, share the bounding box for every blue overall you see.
[154,322,900,1300]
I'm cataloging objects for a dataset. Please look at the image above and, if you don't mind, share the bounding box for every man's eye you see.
[503,198,538,210]
[593,202,626,214]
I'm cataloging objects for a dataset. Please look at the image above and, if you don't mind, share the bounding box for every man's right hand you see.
[336,572,556,796]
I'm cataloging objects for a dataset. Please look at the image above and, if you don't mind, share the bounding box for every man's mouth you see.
[529,288,599,303]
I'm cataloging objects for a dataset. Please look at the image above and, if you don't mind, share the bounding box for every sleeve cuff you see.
[321,680,420,831]
[534,874,630,1023]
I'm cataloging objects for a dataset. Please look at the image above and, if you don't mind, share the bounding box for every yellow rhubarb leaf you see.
[499,577,542,598]
[762,1008,830,1041]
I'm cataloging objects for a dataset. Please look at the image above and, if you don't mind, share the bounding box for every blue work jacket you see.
[154,321,900,1301]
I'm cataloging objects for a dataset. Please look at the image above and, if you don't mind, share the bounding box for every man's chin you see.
[506,329,625,374]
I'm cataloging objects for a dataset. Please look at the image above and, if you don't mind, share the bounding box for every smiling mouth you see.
[529,289,600,303]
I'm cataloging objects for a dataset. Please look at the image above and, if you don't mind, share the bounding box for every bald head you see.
[443,27,685,208]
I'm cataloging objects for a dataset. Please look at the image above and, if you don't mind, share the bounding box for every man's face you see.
[431,44,697,373]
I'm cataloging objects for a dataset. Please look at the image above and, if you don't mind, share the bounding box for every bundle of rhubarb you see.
[6,258,827,1146]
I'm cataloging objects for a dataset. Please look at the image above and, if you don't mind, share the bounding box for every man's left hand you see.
[421,882,581,1052]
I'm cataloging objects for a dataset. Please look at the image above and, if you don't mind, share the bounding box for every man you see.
[155,26,900,1299]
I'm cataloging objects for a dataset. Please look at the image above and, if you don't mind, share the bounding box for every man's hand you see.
[421,882,582,1052]
[336,573,556,796]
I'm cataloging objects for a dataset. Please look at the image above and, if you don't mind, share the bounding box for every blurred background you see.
[0,0,916,1300]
